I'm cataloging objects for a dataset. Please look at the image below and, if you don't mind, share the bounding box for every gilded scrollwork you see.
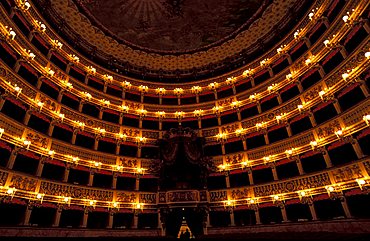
[39,182,113,201]
[116,191,136,203]
[331,164,364,183]
[316,120,341,139]
[253,173,330,197]
[23,128,51,149]
[139,193,156,204]
[0,171,8,186]
[209,190,227,202]
[9,175,38,192]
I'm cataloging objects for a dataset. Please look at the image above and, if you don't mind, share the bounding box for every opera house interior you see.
[0,0,369,240]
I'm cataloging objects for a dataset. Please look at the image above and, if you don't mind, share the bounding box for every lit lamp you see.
[208,82,219,91]
[286,73,293,80]
[48,150,55,159]
[173,88,184,96]
[191,86,202,94]
[0,128,4,138]
[156,111,166,119]
[285,148,295,158]
[334,129,343,139]
[60,196,71,207]
[23,140,31,150]
[11,84,22,98]
[82,92,92,100]
[37,101,44,111]
[216,132,227,143]
[110,202,119,210]
[297,104,304,113]
[267,84,276,93]
[104,74,113,83]
[139,85,149,94]
[212,106,223,115]
[137,109,147,118]
[319,90,326,100]
[156,88,166,96]
[223,199,236,212]
[231,101,240,109]
[16,0,31,11]
[275,113,286,124]
[356,179,367,190]
[35,20,46,32]
[342,71,350,82]
[5,26,16,40]
[260,58,269,67]
[365,52,370,59]
[363,115,370,126]
[45,67,55,77]
[226,77,236,85]
[52,39,63,49]
[249,93,258,102]
[241,160,249,168]
[132,202,144,215]
[24,49,36,61]
[122,81,131,90]
[175,111,184,121]
[35,193,45,203]
[70,54,80,63]
[120,105,129,113]
[99,99,110,107]
[87,200,97,209]
[310,140,318,150]
[255,122,266,131]
[136,136,146,148]
[6,187,16,199]
[243,69,252,77]
[193,109,203,118]
[87,66,96,75]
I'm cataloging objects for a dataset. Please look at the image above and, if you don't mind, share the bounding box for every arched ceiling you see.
[77,0,270,53]
[34,0,312,81]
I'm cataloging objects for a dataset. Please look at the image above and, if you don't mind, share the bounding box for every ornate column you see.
[63,165,70,182]
[320,147,333,168]
[295,157,305,175]
[301,196,318,221]
[308,111,317,127]
[7,147,20,169]
[88,171,94,187]
[52,205,63,227]
[36,157,45,177]
[107,210,115,229]
[23,109,32,125]
[0,94,7,111]
[269,163,279,181]
[250,204,261,225]
[229,209,235,226]
[263,131,270,145]
[247,167,254,185]
[332,98,342,114]
[348,136,364,159]
[23,202,34,226]
[276,93,283,105]
[57,90,64,103]
[358,79,369,97]
[285,123,293,137]
[112,173,118,189]
[275,199,289,222]
[81,207,90,228]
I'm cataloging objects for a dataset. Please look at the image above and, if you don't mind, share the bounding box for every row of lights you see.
[1,10,368,120]
[0,110,367,175]
[0,128,147,174]
[223,178,369,208]
[217,114,370,171]
[0,185,145,210]
[8,0,336,96]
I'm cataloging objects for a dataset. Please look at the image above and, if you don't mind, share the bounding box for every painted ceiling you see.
[77,0,269,52]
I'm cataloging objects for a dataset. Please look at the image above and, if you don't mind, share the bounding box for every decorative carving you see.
[40,182,113,201]
[331,164,364,183]
[316,120,341,139]
[116,192,136,203]
[254,173,331,197]
[9,175,37,192]
[139,193,156,204]
[0,171,8,186]
[209,190,227,202]
[230,188,251,200]
[23,129,51,149]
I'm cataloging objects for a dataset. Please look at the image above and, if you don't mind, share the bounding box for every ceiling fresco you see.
[76,0,269,52]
